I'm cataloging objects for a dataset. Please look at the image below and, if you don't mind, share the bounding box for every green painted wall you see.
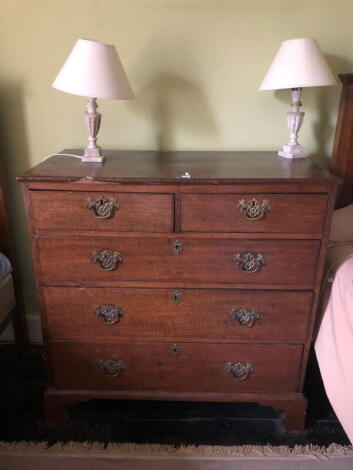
[0,0,351,338]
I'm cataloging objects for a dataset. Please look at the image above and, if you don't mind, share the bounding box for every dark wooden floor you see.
[0,344,349,446]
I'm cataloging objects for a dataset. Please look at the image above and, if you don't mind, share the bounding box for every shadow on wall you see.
[129,73,219,150]
[272,54,352,168]
[127,37,218,150]
[0,83,39,337]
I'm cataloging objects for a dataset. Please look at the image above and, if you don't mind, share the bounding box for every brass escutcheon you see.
[172,240,183,255]
[171,291,182,305]
[171,343,181,357]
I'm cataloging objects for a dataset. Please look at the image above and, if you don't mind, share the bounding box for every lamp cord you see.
[41,153,82,162]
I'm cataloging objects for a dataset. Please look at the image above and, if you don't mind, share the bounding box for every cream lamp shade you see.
[52,38,134,163]
[53,38,133,99]
[260,38,336,90]
[259,38,336,159]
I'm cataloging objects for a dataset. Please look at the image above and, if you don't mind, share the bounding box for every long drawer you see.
[37,236,320,286]
[43,287,312,342]
[181,193,327,233]
[49,341,303,393]
[30,191,174,232]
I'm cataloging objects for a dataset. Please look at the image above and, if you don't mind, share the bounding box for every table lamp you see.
[52,38,134,163]
[259,38,336,159]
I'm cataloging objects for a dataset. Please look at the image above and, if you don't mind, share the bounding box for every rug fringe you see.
[0,441,353,459]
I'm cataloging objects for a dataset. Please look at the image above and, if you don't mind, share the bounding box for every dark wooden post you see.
[331,74,353,208]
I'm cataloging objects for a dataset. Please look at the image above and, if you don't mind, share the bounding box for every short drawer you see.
[49,341,302,393]
[43,287,312,342]
[30,191,174,232]
[181,193,327,233]
[38,236,320,287]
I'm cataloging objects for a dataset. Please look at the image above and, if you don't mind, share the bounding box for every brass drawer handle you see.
[236,198,270,221]
[226,361,253,380]
[91,249,122,271]
[230,308,259,328]
[95,305,124,324]
[234,252,264,273]
[100,359,126,377]
[171,291,182,304]
[172,239,183,255]
[85,196,119,219]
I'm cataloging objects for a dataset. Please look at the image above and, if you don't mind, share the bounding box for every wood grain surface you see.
[181,193,327,233]
[42,287,312,342]
[31,191,174,232]
[48,340,303,393]
[37,236,320,286]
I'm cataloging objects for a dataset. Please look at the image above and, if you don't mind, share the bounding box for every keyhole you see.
[172,240,183,255]
[171,344,181,357]
[172,291,182,304]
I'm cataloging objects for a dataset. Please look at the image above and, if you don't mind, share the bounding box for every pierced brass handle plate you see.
[100,359,127,377]
[226,361,253,380]
[85,196,119,219]
[91,249,122,271]
[234,252,264,274]
[230,308,260,328]
[95,305,124,324]
[236,198,270,221]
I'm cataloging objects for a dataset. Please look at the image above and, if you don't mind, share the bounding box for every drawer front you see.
[49,341,302,393]
[30,191,174,232]
[38,237,319,286]
[181,193,327,233]
[43,287,312,342]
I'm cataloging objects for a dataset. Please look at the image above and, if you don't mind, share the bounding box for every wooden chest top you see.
[18,150,338,186]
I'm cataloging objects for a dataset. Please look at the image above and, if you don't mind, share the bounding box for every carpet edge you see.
[0,442,353,459]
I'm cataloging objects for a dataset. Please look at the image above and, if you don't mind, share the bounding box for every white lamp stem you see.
[82,97,105,163]
[278,88,305,159]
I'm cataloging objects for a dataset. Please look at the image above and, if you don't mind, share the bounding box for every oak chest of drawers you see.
[19,150,338,429]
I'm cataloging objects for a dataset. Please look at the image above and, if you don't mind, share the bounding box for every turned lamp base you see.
[81,97,105,164]
[279,143,305,159]
[82,148,105,163]
[278,88,306,160]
